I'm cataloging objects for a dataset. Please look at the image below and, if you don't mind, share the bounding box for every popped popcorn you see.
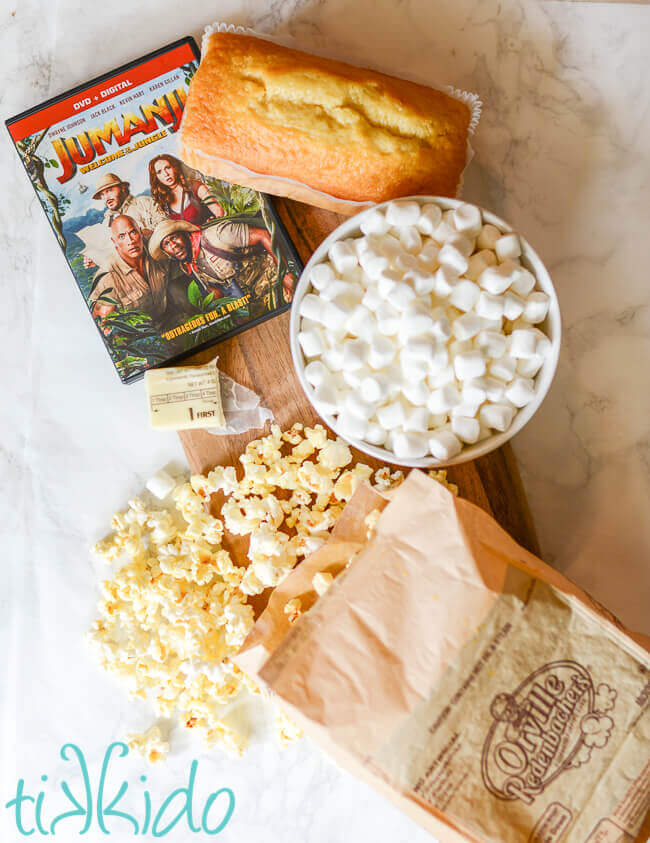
[284,597,302,624]
[88,424,373,760]
[126,725,170,765]
[312,572,334,596]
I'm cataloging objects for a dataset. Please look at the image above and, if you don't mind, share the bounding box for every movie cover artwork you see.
[7,39,301,383]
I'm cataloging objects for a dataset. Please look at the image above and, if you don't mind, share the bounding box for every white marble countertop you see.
[1,1,648,840]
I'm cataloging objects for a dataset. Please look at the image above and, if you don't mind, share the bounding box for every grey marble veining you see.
[1,1,648,840]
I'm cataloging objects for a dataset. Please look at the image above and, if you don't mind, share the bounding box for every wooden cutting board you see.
[178,198,540,557]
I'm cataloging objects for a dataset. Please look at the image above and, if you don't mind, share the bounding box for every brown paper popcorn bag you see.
[237,471,650,842]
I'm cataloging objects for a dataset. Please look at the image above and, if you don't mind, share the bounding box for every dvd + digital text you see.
[7,38,302,383]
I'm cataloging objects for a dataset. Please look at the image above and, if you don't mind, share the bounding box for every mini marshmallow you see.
[505,377,536,407]
[319,279,353,302]
[376,302,401,336]
[376,399,407,430]
[328,240,358,274]
[321,299,349,331]
[312,382,342,416]
[387,281,417,311]
[433,220,457,244]
[360,374,390,403]
[336,410,368,440]
[495,233,521,262]
[479,264,515,295]
[394,253,420,274]
[403,268,434,296]
[462,380,487,407]
[516,355,544,378]
[402,379,430,408]
[475,292,505,321]
[146,469,177,500]
[429,430,462,461]
[433,265,457,297]
[354,234,379,255]
[361,286,383,311]
[448,338,473,358]
[452,203,482,238]
[377,268,401,298]
[509,266,536,297]
[489,355,517,382]
[365,422,388,446]
[476,330,508,359]
[454,350,487,381]
[477,375,506,402]
[360,252,389,279]
[465,249,497,281]
[399,351,428,383]
[399,226,422,254]
[310,262,335,291]
[385,200,421,228]
[438,243,469,275]
[393,431,429,460]
[343,391,377,420]
[321,346,345,371]
[428,364,455,389]
[368,335,396,369]
[342,338,369,371]
[379,233,402,258]
[298,327,326,358]
[509,329,539,359]
[451,415,480,444]
[341,368,366,389]
[360,209,390,236]
[345,304,375,341]
[452,313,482,341]
[448,233,475,258]
[427,384,461,414]
[399,302,434,339]
[304,360,330,387]
[299,292,325,324]
[449,279,480,312]
[477,224,501,251]
[403,406,431,432]
[523,291,550,324]
[404,336,441,365]
[417,240,440,268]
[503,290,526,320]
[431,314,452,342]
[479,402,516,432]
[416,203,443,235]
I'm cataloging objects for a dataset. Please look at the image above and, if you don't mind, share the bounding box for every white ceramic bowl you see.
[289,196,561,467]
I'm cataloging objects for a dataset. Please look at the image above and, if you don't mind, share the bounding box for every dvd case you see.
[7,38,302,383]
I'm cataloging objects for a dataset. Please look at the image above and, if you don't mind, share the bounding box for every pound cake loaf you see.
[179,31,475,213]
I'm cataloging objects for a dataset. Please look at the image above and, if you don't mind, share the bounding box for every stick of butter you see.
[144,359,226,431]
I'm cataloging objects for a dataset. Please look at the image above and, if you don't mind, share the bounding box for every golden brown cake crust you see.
[180,33,471,206]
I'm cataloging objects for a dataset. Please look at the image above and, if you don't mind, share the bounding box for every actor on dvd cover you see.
[7,39,301,383]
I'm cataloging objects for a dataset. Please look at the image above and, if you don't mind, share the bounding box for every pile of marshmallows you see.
[297,200,552,462]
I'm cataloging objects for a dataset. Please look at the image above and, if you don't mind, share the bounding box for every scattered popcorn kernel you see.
[284,598,302,624]
[313,572,334,596]
[275,708,303,747]
[428,469,459,496]
[126,726,170,765]
[373,467,404,491]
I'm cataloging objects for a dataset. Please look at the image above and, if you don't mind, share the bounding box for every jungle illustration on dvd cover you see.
[7,38,301,383]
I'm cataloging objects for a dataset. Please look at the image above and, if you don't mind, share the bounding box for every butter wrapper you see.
[237,471,650,842]
[144,358,225,431]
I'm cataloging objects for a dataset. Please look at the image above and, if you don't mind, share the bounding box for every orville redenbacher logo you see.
[481,660,617,805]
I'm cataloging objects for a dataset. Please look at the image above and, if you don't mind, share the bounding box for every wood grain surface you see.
[179,198,540,558]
